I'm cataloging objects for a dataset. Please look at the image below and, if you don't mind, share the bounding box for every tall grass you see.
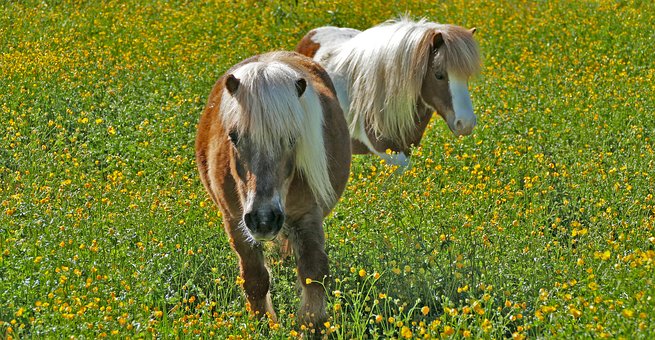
[1,0,654,338]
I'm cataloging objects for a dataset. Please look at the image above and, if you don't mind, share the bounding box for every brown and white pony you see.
[297,18,481,167]
[195,51,351,328]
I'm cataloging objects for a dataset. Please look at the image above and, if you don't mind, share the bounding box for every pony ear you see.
[470,27,477,35]
[225,74,240,95]
[295,78,307,97]
[432,32,445,50]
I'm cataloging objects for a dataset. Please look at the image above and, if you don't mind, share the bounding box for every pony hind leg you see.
[287,210,329,329]
[226,220,277,321]
[276,231,294,260]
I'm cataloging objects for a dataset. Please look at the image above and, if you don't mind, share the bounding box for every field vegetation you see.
[1,0,654,338]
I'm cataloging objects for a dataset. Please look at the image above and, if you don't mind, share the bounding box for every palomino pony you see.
[195,51,351,328]
[296,18,481,167]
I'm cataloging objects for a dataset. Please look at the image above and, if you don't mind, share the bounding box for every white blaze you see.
[448,75,476,136]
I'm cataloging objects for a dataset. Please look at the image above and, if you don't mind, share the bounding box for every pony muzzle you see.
[449,75,477,136]
[244,207,285,241]
[452,115,476,136]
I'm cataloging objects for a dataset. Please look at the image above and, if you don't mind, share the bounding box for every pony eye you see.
[228,131,239,144]
[435,73,445,80]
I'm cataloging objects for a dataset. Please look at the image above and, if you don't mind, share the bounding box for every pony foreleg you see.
[227,223,277,321]
[289,214,329,329]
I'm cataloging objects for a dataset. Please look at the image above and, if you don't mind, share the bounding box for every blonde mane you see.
[219,55,336,207]
[328,17,481,146]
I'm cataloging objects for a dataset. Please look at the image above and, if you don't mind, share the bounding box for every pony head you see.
[219,58,334,242]
[421,24,480,137]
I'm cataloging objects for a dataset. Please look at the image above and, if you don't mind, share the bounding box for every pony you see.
[296,17,481,167]
[195,51,351,329]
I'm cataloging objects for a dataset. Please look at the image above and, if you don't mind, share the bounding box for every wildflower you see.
[569,306,582,318]
[481,318,492,332]
[400,326,412,338]
[421,306,430,315]
[512,332,526,340]
[358,268,366,277]
[588,282,599,291]
[541,305,556,313]
[473,303,485,315]
[15,308,24,317]
[442,325,455,336]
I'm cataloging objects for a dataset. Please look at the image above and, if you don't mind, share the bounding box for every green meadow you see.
[1,0,654,338]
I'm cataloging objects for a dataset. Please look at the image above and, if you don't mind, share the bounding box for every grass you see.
[1,0,654,338]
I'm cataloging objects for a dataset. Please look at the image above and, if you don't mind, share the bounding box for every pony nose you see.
[244,208,284,239]
[454,116,476,136]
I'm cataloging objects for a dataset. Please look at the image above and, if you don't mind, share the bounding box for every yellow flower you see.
[305,278,312,285]
[15,308,24,317]
[481,318,492,332]
[358,268,366,277]
[473,303,485,315]
[588,282,599,291]
[421,306,430,315]
[400,326,412,338]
